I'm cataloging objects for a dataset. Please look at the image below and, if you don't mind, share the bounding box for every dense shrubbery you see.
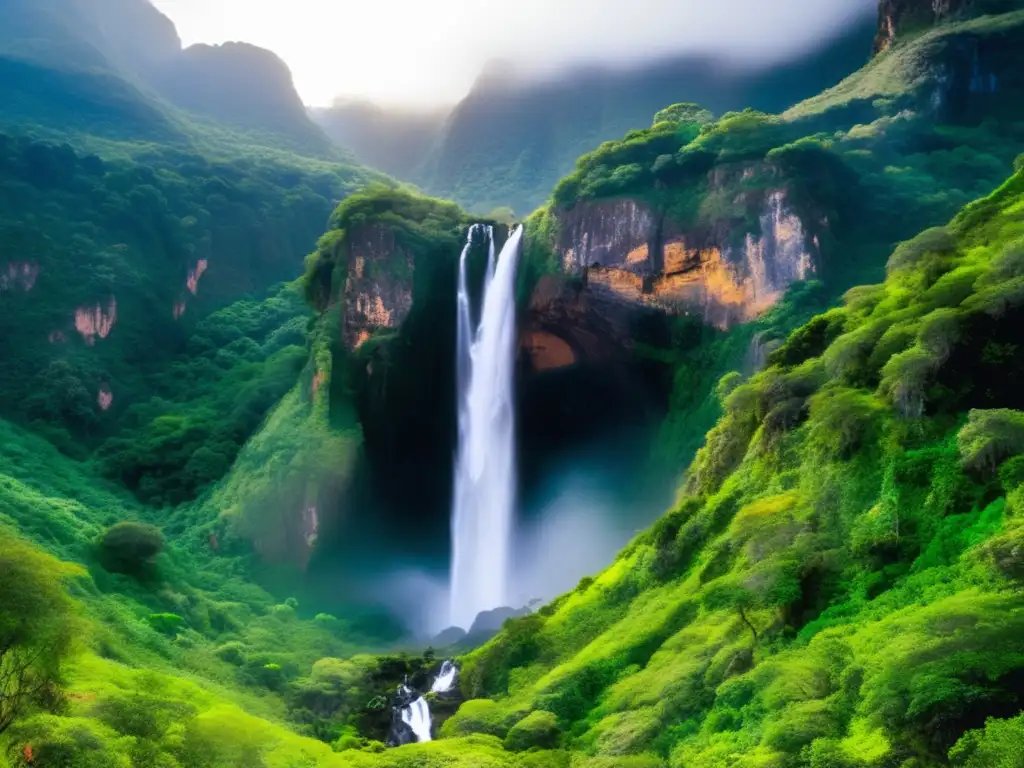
[97,522,164,576]
[96,282,312,504]
[0,132,373,467]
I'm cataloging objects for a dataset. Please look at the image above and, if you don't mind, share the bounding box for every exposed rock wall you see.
[559,199,660,275]
[341,225,414,349]
[74,297,118,346]
[545,186,816,337]
[872,0,1022,52]
[520,274,646,373]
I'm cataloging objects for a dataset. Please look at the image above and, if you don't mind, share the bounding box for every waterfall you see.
[398,686,432,743]
[431,660,458,693]
[389,662,460,746]
[450,225,524,630]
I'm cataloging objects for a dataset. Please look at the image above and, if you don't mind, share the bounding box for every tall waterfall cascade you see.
[449,224,524,630]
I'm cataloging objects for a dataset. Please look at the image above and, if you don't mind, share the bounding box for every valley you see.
[1,0,1024,766]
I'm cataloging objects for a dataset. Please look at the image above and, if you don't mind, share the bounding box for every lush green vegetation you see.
[4,137,1023,768]
[95,283,313,505]
[412,162,1024,768]
[3,3,1024,767]
[0,130,383,501]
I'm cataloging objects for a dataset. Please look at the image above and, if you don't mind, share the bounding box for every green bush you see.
[887,226,957,274]
[440,700,519,739]
[879,346,939,418]
[806,387,884,457]
[214,642,248,666]
[5,715,130,768]
[653,103,714,127]
[950,713,1024,766]
[93,690,196,742]
[958,409,1024,472]
[98,522,164,576]
[504,710,560,752]
[145,613,185,636]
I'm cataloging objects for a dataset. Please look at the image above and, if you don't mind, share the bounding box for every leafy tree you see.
[0,535,80,735]
[5,715,130,768]
[950,714,1024,766]
[97,522,164,577]
[653,103,714,127]
[958,409,1024,472]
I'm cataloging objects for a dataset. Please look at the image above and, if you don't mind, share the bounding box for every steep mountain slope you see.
[313,16,877,215]
[150,41,334,156]
[0,0,389,504]
[0,128,386,508]
[434,163,1024,767]
[0,0,333,155]
[513,4,1024,480]
[0,0,178,141]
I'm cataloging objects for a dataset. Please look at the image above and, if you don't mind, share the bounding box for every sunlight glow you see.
[150,0,874,107]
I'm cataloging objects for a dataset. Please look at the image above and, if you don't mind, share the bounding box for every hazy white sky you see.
[150,0,875,107]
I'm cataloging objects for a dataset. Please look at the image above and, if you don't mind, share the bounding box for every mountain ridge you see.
[313,15,878,215]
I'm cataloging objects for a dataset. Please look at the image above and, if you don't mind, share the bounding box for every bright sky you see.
[150,0,875,107]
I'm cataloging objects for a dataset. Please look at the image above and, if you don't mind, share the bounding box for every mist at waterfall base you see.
[363,459,664,639]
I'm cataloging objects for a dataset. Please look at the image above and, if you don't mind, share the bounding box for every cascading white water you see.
[431,660,458,693]
[393,663,458,745]
[449,225,524,630]
[399,686,432,742]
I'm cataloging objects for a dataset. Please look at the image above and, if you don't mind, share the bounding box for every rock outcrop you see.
[540,178,816,346]
[74,297,118,346]
[341,226,415,350]
[874,0,1014,52]
[519,273,649,373]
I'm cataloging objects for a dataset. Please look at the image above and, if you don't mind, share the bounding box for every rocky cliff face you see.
[544,177,816,344]
[339,226,415,350]
[520,274,646,373]
[874,0,1019,52]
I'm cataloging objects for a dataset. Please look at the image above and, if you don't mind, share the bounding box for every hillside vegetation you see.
[3,2,1024,767]
[4,136,1021,768]
[512,8,1024,482]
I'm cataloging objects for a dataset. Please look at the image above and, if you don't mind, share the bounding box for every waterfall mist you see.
[509,469,664,608]
[449,224,523,630]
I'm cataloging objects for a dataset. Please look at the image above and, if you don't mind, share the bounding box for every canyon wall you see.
[523,172,818,372]
[340,225,415,349]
